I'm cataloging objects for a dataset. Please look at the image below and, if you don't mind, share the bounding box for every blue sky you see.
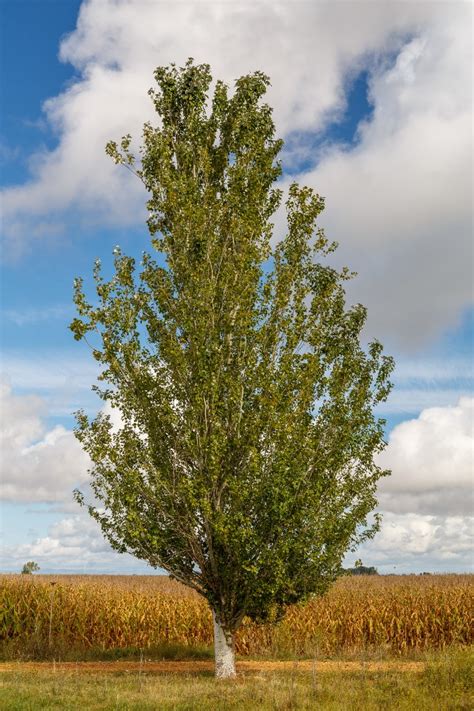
[1,1,82,182]
[1,0,472,575]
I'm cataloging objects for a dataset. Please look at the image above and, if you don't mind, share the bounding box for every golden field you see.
[1,573,472,660]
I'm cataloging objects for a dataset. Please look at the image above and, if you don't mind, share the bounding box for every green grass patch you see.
[0,649,472,710]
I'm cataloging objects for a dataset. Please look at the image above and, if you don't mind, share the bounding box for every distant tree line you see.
[343,559,378,575]
[344,565,378,576]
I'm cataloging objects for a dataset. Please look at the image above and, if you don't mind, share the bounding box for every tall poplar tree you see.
[71,60,394,678]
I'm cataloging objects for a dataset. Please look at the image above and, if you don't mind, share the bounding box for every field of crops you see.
[1,574,472,661]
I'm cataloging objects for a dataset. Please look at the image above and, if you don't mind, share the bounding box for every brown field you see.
[1,573,472,661]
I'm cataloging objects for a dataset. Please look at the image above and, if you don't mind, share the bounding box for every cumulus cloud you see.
[378,396,474,515]
[16,516,108,560]
[1,381,472,572]
[0,381,90,502]
[352,511,473,573]
[349,397,474,572]
[0,374,128,505]
[0,513,151,573]
[304,8,473,347]
[1,0,471,345]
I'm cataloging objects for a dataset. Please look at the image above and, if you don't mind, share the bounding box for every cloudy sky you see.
[0,0,472,575]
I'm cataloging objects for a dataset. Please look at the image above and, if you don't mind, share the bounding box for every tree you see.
[21,561,40,574]
[71,60,394,678]
[345,564,378,576]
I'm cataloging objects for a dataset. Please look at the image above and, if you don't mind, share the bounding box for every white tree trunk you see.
[213,611,236,678]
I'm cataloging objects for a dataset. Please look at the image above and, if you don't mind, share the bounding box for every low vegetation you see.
[0,649,472,710]
[1,574,472,662]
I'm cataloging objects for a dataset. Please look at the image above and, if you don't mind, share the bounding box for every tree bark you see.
[213,611,236,678]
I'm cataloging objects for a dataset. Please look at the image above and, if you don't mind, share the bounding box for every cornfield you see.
[1,574,472,659]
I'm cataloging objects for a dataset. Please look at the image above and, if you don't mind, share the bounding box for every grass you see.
[0,649,472,710]
[0,640,216,664]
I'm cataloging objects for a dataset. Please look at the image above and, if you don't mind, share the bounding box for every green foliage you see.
[71,60,394,634]
[21,562,40,575]
[345,566,378,576]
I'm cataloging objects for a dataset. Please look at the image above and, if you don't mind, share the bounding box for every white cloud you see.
[1,381,472,572]
[346,396,474,572]
[296,5,472,346]
[351,511,473,573]
[0,374,127,505]
[1,1,471,346]
[19,516,108,558]
[0,381,90,503]
[5,507,471,574]
[377,396,474,515]
[0,513,152,573]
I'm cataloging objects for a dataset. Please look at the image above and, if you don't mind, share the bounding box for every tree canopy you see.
[71,60,394,677]
[21,561,40,575]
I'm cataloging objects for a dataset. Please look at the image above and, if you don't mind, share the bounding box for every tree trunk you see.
[212,611,236,678]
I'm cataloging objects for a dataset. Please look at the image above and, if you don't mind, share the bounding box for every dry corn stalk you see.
[1,574,472,657]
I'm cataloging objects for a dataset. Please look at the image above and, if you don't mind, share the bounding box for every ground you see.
[0,652,472,710]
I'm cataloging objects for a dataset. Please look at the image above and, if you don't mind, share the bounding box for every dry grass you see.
[1,649,472,710]
[1,573,472,661]
[0,659,428,674]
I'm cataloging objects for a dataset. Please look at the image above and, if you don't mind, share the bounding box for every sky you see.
[0,0,472,576]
